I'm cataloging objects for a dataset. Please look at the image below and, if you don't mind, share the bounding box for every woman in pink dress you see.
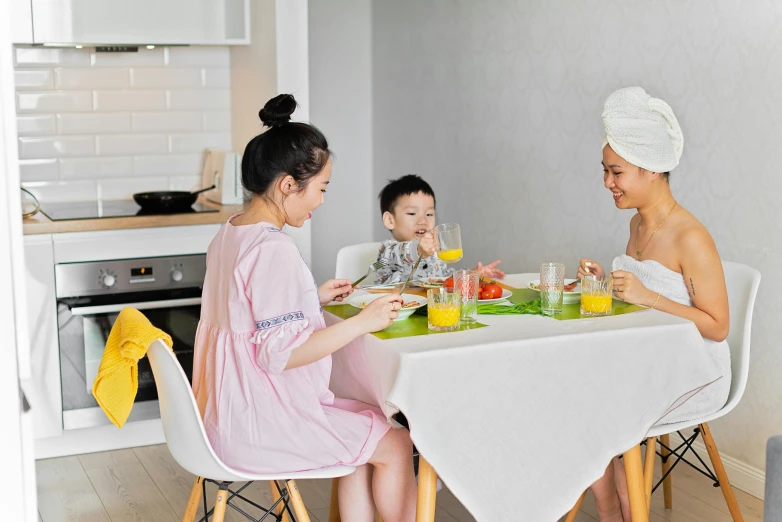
[193,94,416,521]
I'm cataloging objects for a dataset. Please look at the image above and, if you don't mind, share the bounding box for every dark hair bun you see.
[259,94,297,127]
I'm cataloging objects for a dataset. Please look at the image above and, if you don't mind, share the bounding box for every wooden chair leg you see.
[564,490,586,522]
[286,480,312,522]
[212,484,229,522]
[329,477,341,522]
[700,423,745,522]
[644,437,657,510]
[623,444,649,522]
[416,456,438,522]
[661,433,673,509]
[182,476,204,522]
[270,481,292,522]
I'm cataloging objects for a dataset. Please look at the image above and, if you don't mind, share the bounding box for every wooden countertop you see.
[22,198,244,235]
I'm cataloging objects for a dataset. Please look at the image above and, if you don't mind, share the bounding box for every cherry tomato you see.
[480,290,494,300]
[483,283,503,299]
[444,277,454,290]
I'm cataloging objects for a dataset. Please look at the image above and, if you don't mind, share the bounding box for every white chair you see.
[147,340,355,522]
[335,242,382,281]
[565,261,761,522]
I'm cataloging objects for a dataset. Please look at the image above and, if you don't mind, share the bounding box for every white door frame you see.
[0,0,38,519]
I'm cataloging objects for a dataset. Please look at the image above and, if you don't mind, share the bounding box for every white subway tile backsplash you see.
[19,136,95,159]
[96,134,167,156]
[16,115,56,135]
[13,44,234,194]
[169,133,232,153]
[169,175,203,191]
[166,46,230,67]
[22,180,98,203]
[91,48,165,67]
[97,177,168,200]
[57,113,131,134]
[18,159,59,182]
[60,157,133,179]
[203,111,232,132]
[15,47,90,67]
[130,68,203,89]
[131,111,202,132]
[94,90,167,111]
[17,91,93,113]
[55,67,129,90]
[14,69,54,89]
[167,89,230,110]
[133,153,203,176]
[203,69,231,88]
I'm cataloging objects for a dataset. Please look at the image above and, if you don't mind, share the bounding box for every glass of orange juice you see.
[427,288,461,331]
[580,275,613,317]
[434,223,462,264]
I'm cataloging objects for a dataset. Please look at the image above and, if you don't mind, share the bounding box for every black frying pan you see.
[133,185,215,213]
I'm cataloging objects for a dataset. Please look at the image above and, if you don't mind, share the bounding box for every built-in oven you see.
[55,254,205,430]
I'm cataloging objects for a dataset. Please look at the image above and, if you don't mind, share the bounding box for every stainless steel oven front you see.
[55,254,205,430]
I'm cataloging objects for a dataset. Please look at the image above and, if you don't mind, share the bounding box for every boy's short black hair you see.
[378,174,436,215]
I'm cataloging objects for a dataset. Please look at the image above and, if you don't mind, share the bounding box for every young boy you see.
[376,174,504,283]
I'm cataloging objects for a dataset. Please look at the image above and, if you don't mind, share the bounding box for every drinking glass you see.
[427,288,461,332]
[434,223,463,264]
[580,275,613,316]
[540,262,565,315]
[453,269,479,324]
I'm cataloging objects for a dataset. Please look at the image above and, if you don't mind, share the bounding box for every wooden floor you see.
[35,444,764,522]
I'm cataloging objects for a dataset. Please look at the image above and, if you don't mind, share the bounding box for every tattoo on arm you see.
[689,277,696,296]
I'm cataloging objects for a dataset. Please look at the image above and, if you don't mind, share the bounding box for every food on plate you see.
[482,283,503,299]
[564,280,579,292]
[359,300,420,309]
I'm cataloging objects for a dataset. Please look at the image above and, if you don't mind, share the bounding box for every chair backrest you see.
[147,340,238,481]
[721,261,761,413]
[335,242,382,280]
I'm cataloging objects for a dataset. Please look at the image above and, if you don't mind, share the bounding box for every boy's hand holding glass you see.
[417,231,437,258]
[318,279,354,304]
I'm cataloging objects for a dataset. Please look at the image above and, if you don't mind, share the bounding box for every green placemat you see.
[323,304,487,340]
[500,288,647,320]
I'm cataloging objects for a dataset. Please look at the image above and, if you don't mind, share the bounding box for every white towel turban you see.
[602,87,684,173]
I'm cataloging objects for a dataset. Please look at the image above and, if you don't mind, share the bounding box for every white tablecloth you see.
[326,274,723,521]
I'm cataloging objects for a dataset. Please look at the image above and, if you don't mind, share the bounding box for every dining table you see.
[323,273,724,521]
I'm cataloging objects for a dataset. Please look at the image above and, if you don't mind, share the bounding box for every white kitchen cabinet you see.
[23,234,63,441]
[10,0,34,43]
[13,0,249,45]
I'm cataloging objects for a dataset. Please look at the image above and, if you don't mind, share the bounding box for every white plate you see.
[347,293,427,321]
[412,278,446,289]
[477,289,513,304]
[529,279,581,304]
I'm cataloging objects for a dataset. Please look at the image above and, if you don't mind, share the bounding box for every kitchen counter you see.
[23,198,243,235]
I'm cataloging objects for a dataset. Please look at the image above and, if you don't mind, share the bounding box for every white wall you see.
[372,1,779,473]
[308,0,374,283]
[14,45,233,200]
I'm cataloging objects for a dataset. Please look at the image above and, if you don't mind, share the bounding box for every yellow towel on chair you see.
[92,308,173,428]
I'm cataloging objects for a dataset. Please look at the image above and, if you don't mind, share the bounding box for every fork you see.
[351,260,388,288]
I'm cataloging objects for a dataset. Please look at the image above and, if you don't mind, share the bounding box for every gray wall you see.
[372,0,780,472]
[309,0,374,283]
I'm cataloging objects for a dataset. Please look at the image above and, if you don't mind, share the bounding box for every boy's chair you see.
[335,242,382,281]
[147,339,355,522]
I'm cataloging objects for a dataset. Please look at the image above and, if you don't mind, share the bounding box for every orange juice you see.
[437,248,463,263]
[428,304,460,328]
[581,294,612,314]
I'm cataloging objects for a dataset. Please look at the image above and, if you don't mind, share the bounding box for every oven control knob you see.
[171,269,184,282]
[101,273,116,287]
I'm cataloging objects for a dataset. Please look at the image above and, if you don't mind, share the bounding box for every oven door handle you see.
[69,297,202,316]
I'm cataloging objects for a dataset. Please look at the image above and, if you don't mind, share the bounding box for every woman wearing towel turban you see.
[578,87,731,521]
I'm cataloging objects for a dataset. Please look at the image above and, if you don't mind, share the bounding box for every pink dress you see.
[192,218,390,474]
